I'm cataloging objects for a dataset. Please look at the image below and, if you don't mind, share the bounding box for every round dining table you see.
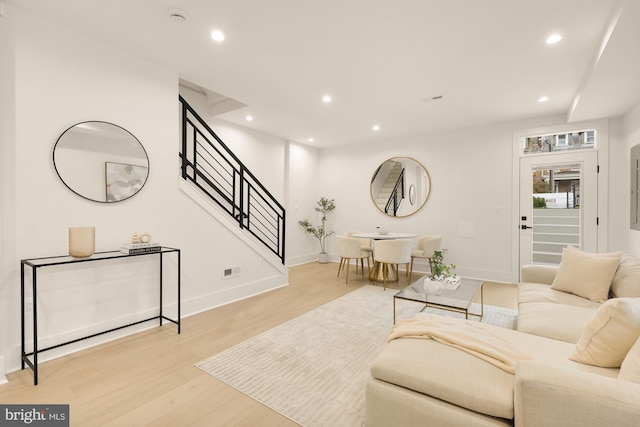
[352,232,418,283]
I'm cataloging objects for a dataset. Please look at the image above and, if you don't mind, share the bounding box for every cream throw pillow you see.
[570,298,640,368]
[611,254,640,298]
[619,336,640,383]
[550,246,623,302]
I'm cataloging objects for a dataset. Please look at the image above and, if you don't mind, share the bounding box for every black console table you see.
[20,247,181,385]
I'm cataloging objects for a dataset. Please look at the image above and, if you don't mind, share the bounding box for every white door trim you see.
[511,119,609,282]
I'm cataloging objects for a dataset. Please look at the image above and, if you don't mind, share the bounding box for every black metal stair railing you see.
[384,168,405,217]
[179,95,286,264]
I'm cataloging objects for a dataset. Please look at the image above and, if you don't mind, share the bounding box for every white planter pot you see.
[423,279,444,295]
[318,253,329,264]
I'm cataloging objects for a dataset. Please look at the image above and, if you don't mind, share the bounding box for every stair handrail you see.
[384,168,405,216]
[179,95,286,264]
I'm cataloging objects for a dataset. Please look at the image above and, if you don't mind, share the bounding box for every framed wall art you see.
[105,162,148,202]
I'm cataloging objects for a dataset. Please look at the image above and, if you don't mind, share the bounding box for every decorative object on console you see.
[298,197,336,264]
[68,226,95,258]
[121,232,160,254]
[120,242,161,255]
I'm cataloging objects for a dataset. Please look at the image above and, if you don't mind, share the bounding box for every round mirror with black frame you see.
[370,156,430,217]
[53,121,149,203]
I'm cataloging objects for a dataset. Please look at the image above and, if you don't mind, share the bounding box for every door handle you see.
[521,225,533,230]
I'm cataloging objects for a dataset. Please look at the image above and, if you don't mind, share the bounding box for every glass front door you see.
[519,151,598,268]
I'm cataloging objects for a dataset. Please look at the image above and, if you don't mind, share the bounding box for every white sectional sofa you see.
[517,252,640,343]
[365,249,640,426]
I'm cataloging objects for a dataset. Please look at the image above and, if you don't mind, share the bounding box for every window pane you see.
[523,130,596,155]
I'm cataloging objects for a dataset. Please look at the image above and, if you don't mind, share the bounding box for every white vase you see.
[318,252,329,264]
[376,227,389,235]
[423,279,443,295]
[69,226,95,258]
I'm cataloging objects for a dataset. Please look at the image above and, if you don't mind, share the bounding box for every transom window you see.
[523,130,595,155]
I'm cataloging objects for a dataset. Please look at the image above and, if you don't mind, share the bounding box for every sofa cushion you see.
[371,338,516,419]
[571,298,640,367]
[517,301,596,343]
[370,315,619,420]
[550,246,623,303]
[611,254,640,298]
[619,337,640,383]
[518,283,602,309]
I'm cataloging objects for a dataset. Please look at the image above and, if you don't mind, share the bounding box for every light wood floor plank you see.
[0,262,517,425]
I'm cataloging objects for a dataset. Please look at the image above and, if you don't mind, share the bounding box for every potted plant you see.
[429,249,456,281]
[298,197,336,263]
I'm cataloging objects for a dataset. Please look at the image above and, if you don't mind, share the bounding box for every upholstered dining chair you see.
[345,231,374,255]
[408,235,442,280]
[336,236,372,284]
[372,238,413,290]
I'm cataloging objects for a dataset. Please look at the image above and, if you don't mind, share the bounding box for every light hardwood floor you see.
[0,262,517,426]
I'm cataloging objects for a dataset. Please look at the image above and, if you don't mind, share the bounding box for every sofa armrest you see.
[515,361,640,427]
[520,264,558,285]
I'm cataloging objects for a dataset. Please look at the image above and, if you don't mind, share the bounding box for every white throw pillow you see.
[570,298,640,368]
[550,246,622,303]
[611,254,640,298]
[619,336,640,383]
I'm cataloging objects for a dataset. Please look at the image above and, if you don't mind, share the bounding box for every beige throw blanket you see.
[388,315,532,374]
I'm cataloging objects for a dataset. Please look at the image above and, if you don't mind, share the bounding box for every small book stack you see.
[120,242,162,254]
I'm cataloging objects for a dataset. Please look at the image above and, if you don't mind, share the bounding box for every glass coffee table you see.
[393,277,484,324]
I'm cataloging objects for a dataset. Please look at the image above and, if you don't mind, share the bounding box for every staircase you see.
[375,162,402,206]
[179,95,286,264]
[532,208,580,265]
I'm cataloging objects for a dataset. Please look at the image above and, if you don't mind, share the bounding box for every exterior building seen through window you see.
[523,130,595,154]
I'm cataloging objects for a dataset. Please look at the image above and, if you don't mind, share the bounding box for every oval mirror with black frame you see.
[370,156,430,217]
[53,121,149,203]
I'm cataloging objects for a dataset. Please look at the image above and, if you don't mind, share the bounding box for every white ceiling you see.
[10,0,640,148]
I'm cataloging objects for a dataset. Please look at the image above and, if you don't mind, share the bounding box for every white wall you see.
[317,114,623,283]
[1,7,294,374]
[0,3,17,384]
[287,142,322,264]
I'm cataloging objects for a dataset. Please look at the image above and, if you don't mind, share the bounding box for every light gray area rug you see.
[196,285,517,426]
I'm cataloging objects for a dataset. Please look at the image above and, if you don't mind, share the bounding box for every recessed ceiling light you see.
[372,125,380,131]
[538,96,549,103]
[245,115,253,122]
[211,30,225,42]
[322,95,332,103]
[308,137,314,143]
[546,34,562,44]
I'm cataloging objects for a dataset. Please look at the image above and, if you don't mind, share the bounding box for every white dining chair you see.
[345,231,374,255]
[409,235,442,280]
[372,238,413,290]
[336,236,372,284]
